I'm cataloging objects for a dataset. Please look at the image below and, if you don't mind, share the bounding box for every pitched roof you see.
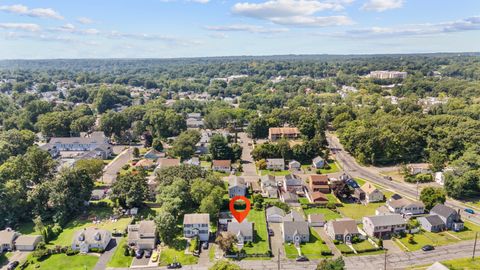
[0,228,17,244]
[427,262,449,270]
[72,228,111,244]
[183,213,210,224]
[361,183,381,195]
[158,158,181,168]
[261,175,276,186]
[283,174,303,186]
[212,159,231,167]
[282,191,298,201]
[229,176,245,188]
[267,158,285,165]
[430,204,456,219]
[227,221,253,237]
[312,156,324,163]
[309,175,329,185]
[308,214,325,223]
[13,235,42,246]
[136,159,154,167]
[420,215,445,227]
[311,192,328,202]
[364,214,406,227]
[266,206,285,217]
[283,210,304,222]
[289,160,300,166]
[328,218,359,235]
[283,221,309,236]
[269,127,300,135]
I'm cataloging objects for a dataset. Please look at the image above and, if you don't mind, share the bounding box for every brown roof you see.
[361,183,379,194]
[158,158,180,168]
[329,218,359,235]
[311,192,328,202]
[183,213,210,225]
[269,127,300,135]
[310,174,328,184]
[136,159,154,167]
[308,214,325,223]
[212,160,231,167]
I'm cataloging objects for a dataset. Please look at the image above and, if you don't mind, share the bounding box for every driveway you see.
[383,239,404,254]
[313,227,341,258]
[0,251,29,270]
[93,237,120,270]
[102,147,133,185]
[269,223,284,259]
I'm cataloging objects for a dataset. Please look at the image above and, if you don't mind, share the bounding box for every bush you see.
[326,202,336,209]
[89,247,105,253]
[408,234,416,244]
[244,241,253,247]
[377,239,383,248]
[316,169,323,174]
[122,164,130,170]
[65,247,79,256]
[333,240,340,245]
[321,250,333,256]
[32,249,49,260]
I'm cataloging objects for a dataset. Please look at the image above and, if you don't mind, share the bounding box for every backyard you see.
[395,231,459,251]
[337,201,385,221]
[107,238,133,268]
[243,209,270,256]
[284,228,331,259]
[259,170,291,176]
[22,254,99,270]
[302,207,342,221]
[159,238,198,266]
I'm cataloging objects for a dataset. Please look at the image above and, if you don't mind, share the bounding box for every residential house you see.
[47,132,112,159]
[308,192,328,204]
[408,163,432,175]
[90,189,107,201]
[312,156,325,169]
[268,127,300,141]
[14,235,42,251]
[135,159,155,169]
[260,175,278,198]
[435,172,445,186]
[282,221,310,244]
[266,158,285,171]
[185,157,200,166]
[212,160,231,173]
[418,215,446,232]
[283,210,305,222]
[352,188,366,201]
[375,205,391,216]
[186,118,204,129]
[0,228,19,252]
[386,195,425,215]
[282,174,304,195]
[156,158,181,170]
[227,221,253,246]
[427,262,449,270]
[143,149,164,160]
[308,214,326,227]
[228,176,246,198]
[127,220,157,250]
[266,206,285,223]
[430,204,464,231]
[72,228,112,253]
[361,183,384,203]
[183,214,210,241]
[309,175,330,193]
[324,218,360,243]
[281,191,299,204]
[362,214,407,239]
[288,160,301,171]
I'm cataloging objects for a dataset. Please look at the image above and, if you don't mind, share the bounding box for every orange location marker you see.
[229,196,251,223]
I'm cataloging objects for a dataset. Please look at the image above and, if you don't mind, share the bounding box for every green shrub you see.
[321,250,333,256]
[65,247,79,256]
[89,247,105,253]
[333,240,340,245]
[244,241,253,247]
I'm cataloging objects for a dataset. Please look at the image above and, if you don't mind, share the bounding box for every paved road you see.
[94,237,121,270]
[238,132,260,184]
[0,251,29,270]
[102,147,133,185]
[326,132,480,226]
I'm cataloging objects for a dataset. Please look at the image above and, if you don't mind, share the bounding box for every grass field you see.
[23,254,98,270]
[243,209,270,255]
[451,221,480,240]
[441,257,480,269]
[159,239,198,266]
[298,228,331,259]
[259,170,292,176]
[336,244,353,254]
[352,240,376,251]
[107,238,133,268]
[396,231,459,251]
[284,243,300,259]
[302,207,342,221]
[318,162,340,174]
[337,201,384,221]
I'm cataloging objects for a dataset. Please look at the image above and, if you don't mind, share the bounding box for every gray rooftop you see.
[227,221,253,238]
[266,206,285,217]
[430,204,456,219]
[283,221,309,236]
[420,215,445,227]
[364,214,406,227]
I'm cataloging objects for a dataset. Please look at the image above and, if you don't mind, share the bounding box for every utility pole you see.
[473,232,478,261]
[277,248,280,270]
[416,180,419,200]
[384,248,388,270]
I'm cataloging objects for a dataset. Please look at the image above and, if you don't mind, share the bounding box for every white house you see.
[212,160,231,173]
[386,195,425,215]
[435,172,444,186]
[260,175,278,198]
[308,214,326,227]
[0,228,19,252]
[324,218,360,243]
[288,160,301,171]
[362,214,407,239]
[228,176,246,198]
[360,183,384,203]
[14,235,43,251]
[72,228,112,253]
[183,213,210,242]
[282,221,310,244]
[266,158,285,171]
[227,221,253,247]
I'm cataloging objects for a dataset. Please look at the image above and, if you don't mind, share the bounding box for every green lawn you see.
[0,252,12,266]
[209,245,216,262]
[107,238,133,268]
[336,244,353,254]
[22,254,98,270]
[299,197,310,205]
[159,239,198,266]
[243,209,269,255]
[259,170,291,176]
[352,240,376,251]
[337,202,384,221]
[302,207,341,221]
[451,221,480,240]
[326,194,339,203]
[284,243,300,259]
[396,231,459,251]
[442,257,480,269]
[298,228,331,259]
[318,162,340,174]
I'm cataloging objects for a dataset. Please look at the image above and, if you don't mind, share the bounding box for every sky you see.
[0,0,479,59]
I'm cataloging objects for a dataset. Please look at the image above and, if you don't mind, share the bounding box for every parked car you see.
[296,256,308,262]
[167,262,182,269]
[7,261,19,270]
[268,228,274,236]
[145,250,152,258]
[202,242,209,250]
[421,245,434,251]
[383,176,393,181]
[151,252,159,262]
[135,249,144,258]
[465,208,475,214]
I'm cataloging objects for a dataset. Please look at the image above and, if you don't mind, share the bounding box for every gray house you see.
[362,214,407,239]
[324,218,360,243]
[312,156,325,169]
[72,228,112,253]
[127,220,157,250]
[228,176,247,198]
[282,221,310,244]
[266,206,285,223]
[430,204,464,231]
[227,221,254,246]
[418,215,446,232]
[0,228,19,252]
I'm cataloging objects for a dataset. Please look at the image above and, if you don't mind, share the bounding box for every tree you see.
[246,118,269,139]
[155,210,177,245]
[199,187,224,218]
[215,232,237,253]
[332,181,352,200]
[152,138,163,152]
[75,159,105,180]
[70,115,95,134]
[316,258,345,270]
[36,111,73,137]
[170,130,201,160]
[209,134,233,161]
[132,147,140,158]
[420,187,446,210]
[100,111,128,137]
[209,260,241,270]
[111,172,148,208]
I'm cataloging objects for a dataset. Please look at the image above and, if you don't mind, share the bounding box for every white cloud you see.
[77,17,94,24]
[341,16,480,38]
[0,23,40,32]
[232,0,354,27]
[52,24,100,35]
[190,0,210,3]
[361,0,403,12]
[205,24,288,33]
[0,4,64,20]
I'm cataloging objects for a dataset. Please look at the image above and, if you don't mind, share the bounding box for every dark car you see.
[202,242,209,250]
[465,208,475,215]
[167,262,182,269]
[7,261,19,270]
[135,249,144,258]
[422,245,434,251]
[296,256,309,262]
[268,228,274,236]
[145,250,152,258]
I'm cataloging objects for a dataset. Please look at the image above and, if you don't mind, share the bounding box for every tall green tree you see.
[111,172,148,208]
